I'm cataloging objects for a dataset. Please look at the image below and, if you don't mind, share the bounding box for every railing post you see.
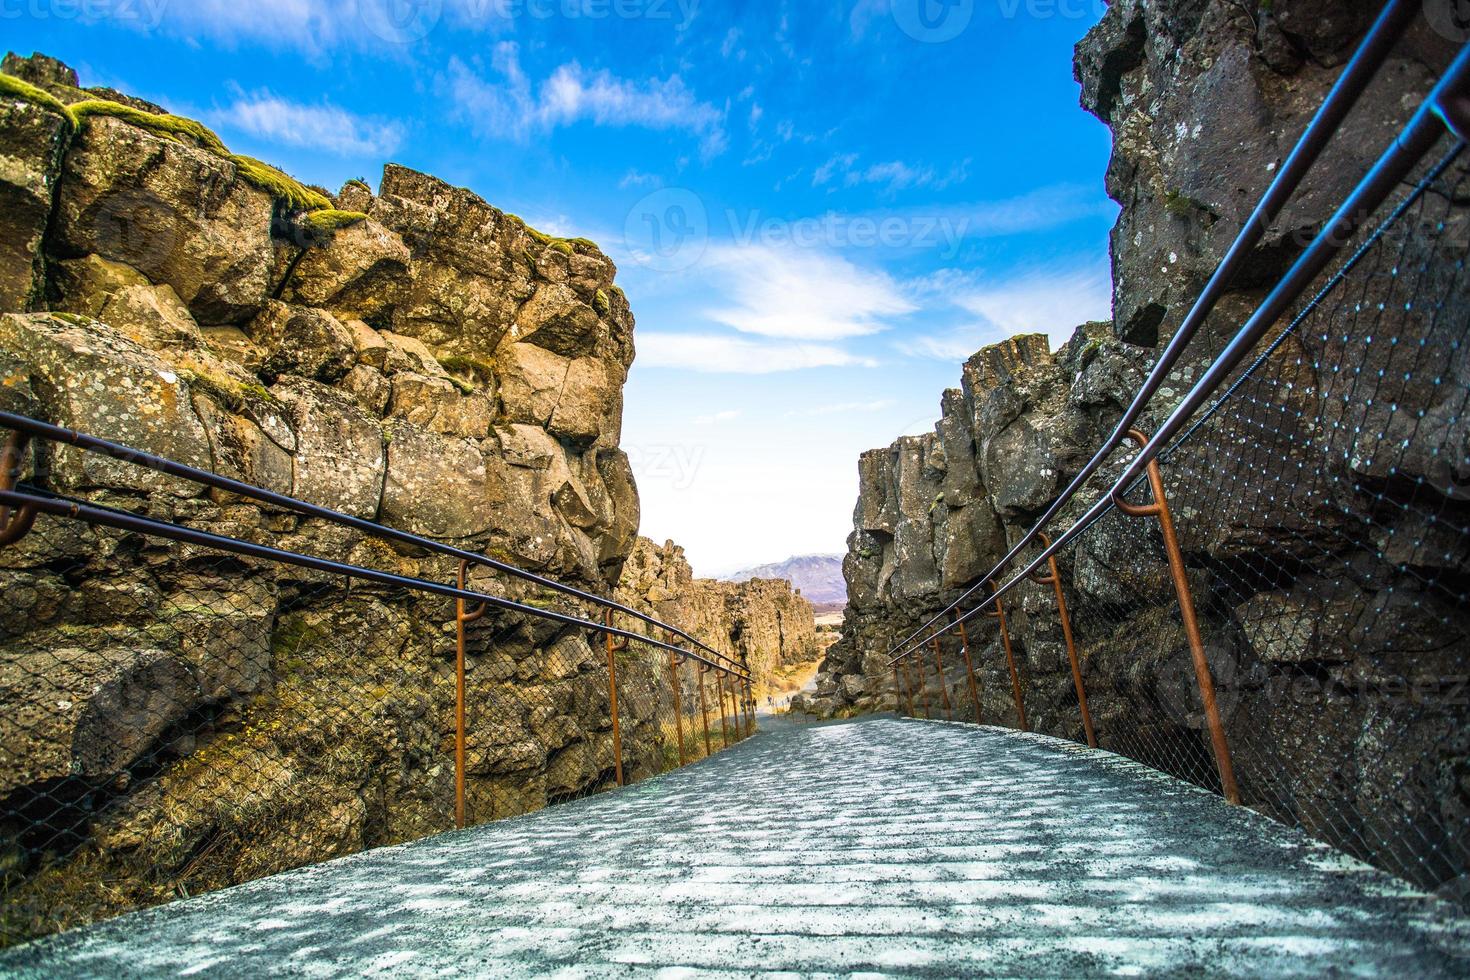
[604,609,625,786]
[716,671,731,747]
[904,655,920,719]
[667,646,687,767]
[743,679,753,737]
[930,638,953,721]
[698,664,712,757]
[1114,430,1241,805]
[917,646,933,720]
[986,580,1028,732]
[954,610,981,724]
[1031,534,1097,749]
[0,431,38,548]
[892,664,904,716]
[454,560,488,829]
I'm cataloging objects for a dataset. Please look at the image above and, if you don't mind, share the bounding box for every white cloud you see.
[215,90,404,156]
[702,245,916,341]
[788,399,896,417]
[446,46,727,158]
[637,334,879,373]
[900,261,1113,360]
[814,153,969,194]
[619,170,661,189]
[938,184,1117,238]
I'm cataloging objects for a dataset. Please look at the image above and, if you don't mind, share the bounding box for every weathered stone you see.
[278,218,409,320]
[51,116,275,324]
[0,312,210,492]
[248,301,356,382]
[95,282,204,353]
[272,377,385,518]
[0,96,67,312]
[387,372,493,439]
[380,423,495,539]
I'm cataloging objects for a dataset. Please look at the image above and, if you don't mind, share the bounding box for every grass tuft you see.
[0,72,79,128]
[227,155,333,212]
[71,99,229,154]
[299,209,369,236]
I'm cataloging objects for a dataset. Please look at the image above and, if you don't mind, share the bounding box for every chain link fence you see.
[893,140,1469,902]
[0,444,754,946]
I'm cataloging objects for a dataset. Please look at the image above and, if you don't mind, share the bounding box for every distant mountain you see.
[724,555,846,608]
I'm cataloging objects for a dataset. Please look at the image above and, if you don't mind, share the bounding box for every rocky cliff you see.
[807,0,1469,897]
[617,537,820,694]
[0,50,703,941]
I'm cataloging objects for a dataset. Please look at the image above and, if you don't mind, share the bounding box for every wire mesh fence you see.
[0,459,754,946]
[893,140,1469,900]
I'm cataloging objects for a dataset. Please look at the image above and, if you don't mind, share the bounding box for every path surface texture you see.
[6,716,1470,977]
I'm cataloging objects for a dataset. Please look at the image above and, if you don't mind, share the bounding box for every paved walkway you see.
[5,717,1469,977]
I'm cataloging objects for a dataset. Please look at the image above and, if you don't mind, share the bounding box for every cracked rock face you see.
[815,0,1470,901]
[0,52,651,941]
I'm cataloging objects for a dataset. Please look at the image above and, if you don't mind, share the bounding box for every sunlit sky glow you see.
[11,0,1115,575]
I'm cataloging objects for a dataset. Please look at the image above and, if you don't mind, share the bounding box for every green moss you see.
[47,312,92,327]
[1163,189,1200,219]
[70,99,229,154]
[227,155,332,212]
[549,241,574,257]
[0,72,78,128]
[443,375,477,397]
[593,290,611,317]
[299,209,368,237]
[569,237,598,251]
[439,355,496,387]
[178,369,279,413]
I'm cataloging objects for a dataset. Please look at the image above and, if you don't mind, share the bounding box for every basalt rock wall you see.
[617,537,819,693]
[805,0,1470,898]
[0,52,651,940]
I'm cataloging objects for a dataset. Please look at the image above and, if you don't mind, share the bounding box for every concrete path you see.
[5,717,1469,977]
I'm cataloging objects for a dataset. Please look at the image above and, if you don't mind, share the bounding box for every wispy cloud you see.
[814,153,970,194]
[638,334,880,373]
[693,410,743,425]
[446,46,728,158]
[702,244,916,341]
[900,260,1113,360]
[215,89,405,156]
[788,399,896,417]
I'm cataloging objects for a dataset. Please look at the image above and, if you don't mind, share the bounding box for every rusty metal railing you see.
[885,11,1469,900]
[0,414,754,943]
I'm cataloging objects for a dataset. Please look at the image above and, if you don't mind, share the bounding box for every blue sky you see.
[9,0,1115,575]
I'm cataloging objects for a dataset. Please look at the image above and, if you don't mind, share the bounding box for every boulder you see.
[51,116,276,324]
[248,301,356,382]
[0,97,69,312]
[272,377,385,518]
[380,423,496,539]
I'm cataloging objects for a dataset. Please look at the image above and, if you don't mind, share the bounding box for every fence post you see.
[986,580,1028,732]
[667,647,687,767]
[698,663,712,757]
[716,671,731,746]
[1031,534,1097,749]
[954,610,981,724]
[892,664,904,716]
[604,609,625,786]
[1114,430,1241,805]
[904,655,920,719]
[930,638,954,721]
[917,647,934,720]
[745,679,755,736]
[0,431,38,548]
[454,561,488,829]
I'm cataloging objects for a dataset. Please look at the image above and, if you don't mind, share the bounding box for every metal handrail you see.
[0,484,747,679]
[887,26,1470,669]
[0,410,745,676]
[882,0,1424,663]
